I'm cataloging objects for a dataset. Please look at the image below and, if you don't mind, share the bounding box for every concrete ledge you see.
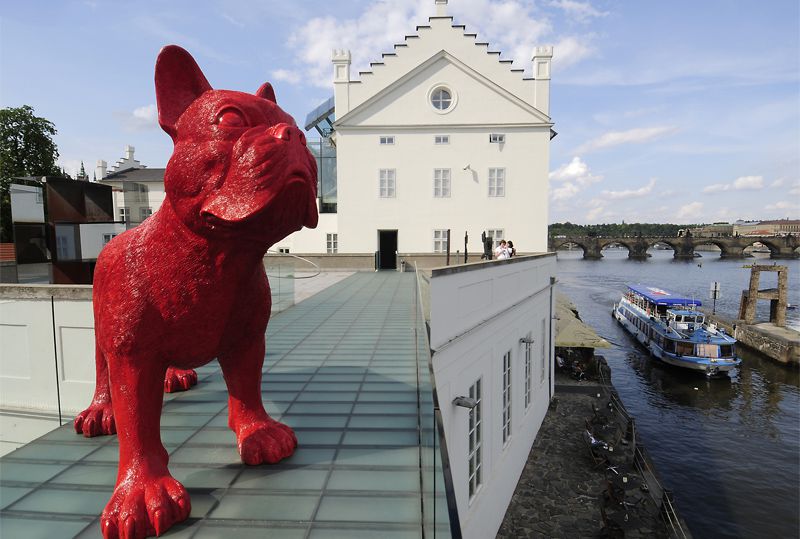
[0,283,93,300]
[431,252,555,277]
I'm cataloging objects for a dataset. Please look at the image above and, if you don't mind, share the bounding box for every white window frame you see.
[379,135,395,145]
[502,350,512,445]
[379,169,396,198]
[433,229,448,253]
[140,207,153,220]
[524,333,533,409]
[540,318,547,384]
[488,168,505,197]
[326,233,338,254]
[119,207,130,222]
[468,378,482,500]
[435,135,450,145]
[486,229,504,249]
[489,133,506,144]
[433,168,451,198]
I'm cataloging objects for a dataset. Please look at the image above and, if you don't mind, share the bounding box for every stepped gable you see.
[337,13,551,125]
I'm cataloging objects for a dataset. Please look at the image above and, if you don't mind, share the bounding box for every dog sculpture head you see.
[155,45,318,246]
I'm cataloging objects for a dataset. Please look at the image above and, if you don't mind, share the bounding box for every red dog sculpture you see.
[74,45,318,538]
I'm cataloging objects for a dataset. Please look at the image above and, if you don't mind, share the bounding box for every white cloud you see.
[120,104,158,131]
[702,175,764,193]
[549,156,602,201]
[733,175,764,190]
[271,69,302,85]
[548,0,608,22]
[765,201,799,211]
[551,182,581,201]
[549,156,601,184]
[552,35,597,71]
[677,202,704,221]
[586,205,605,221]
[575,126,678,153]
[601,178,657,200]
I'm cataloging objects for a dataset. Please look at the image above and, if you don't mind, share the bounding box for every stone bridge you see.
[548,235,800,260]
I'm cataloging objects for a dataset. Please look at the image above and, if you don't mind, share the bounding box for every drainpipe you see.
[549,276,556,400]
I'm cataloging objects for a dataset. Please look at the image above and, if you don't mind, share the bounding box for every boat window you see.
[697,343,719,358]
[685,316,694,323]
[720,345,733,357]
[676,316,683,322]
[664,339,676,353]
[697,316,704,324]
[677,342,694,356]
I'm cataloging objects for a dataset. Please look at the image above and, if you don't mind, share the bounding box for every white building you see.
[283,0,554,263]
[95,145,166,227]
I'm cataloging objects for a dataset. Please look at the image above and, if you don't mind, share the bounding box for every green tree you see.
[0,105,61,242]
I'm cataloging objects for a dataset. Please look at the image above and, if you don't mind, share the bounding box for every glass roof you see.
[0,273,450,538]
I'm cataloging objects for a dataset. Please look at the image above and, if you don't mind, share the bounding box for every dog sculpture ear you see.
[255,82,276,103]
[155,45,212,140]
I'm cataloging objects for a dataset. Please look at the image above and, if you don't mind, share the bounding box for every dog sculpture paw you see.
[101,472,190,539]
[163,367,198,393]
[237,419,298,465]
[74,401,116,437]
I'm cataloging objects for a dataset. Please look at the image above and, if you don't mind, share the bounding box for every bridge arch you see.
[551,239,588,257]
[741,238,781,257]
[692,239,728,257]
[646,239,678,251]
[598,239,634,252]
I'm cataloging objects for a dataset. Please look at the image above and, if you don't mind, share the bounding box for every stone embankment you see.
[498,360,691,538]
[704,311,800,366]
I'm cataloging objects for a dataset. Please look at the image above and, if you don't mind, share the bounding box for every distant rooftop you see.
[100,168,166,182]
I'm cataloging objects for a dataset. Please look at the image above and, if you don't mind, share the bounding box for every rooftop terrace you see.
[0,272,450,538]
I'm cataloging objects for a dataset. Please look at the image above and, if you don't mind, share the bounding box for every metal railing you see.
[597,364,690,539]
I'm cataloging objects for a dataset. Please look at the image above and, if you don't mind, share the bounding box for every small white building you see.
[95,145,166,227]
[284,0,554,263]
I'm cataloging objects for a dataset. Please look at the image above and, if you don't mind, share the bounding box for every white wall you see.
[429,254,556,539]
[278,211,338,253]
[79,223,128,259]
[0,290,96,415]
[336,126,550,254]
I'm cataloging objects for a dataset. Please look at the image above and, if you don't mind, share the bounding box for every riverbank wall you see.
[704,311,800,366]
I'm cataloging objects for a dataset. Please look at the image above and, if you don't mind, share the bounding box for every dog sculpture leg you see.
[101,355,190,539]
[74,342,116,437]
[219,338,297,465]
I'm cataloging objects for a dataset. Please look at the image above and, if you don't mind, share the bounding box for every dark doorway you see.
[377,229,398,270]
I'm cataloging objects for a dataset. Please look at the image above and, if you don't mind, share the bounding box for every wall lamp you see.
[519,337,535,344]
[452,396,478,409]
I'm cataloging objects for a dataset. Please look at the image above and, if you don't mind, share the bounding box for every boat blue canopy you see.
[628,284,702,307]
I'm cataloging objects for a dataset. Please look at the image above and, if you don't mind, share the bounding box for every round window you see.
[431,87,453,110]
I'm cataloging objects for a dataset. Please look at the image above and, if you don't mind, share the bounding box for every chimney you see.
[125,145,135,160]
[532,46,553,116]
[96,159,107,180]
[435,0,448,16]
[332,49,352,116]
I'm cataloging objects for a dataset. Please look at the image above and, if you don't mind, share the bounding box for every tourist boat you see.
[612,284,740,376]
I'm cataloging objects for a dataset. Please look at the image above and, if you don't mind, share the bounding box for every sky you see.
[2,0,798,224]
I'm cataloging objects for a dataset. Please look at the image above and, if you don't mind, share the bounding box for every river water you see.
[555,249,800,539]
